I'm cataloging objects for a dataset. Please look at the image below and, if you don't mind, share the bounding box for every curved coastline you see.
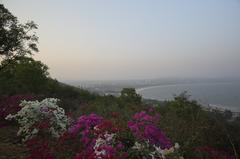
[136,82,240,113]
[136,81,234,93]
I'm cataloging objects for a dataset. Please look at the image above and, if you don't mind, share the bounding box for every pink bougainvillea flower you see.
[128,111,172,149]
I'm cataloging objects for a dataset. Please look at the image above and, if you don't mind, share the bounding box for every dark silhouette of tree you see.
[120,88,142,104]
[0,4,38,61]
[0,56,49,95]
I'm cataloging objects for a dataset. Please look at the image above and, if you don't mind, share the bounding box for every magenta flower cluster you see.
[69,113,103,145]
[128,111,172,149]
[68,114,126,159]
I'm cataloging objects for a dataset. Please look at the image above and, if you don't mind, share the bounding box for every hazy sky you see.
[3,0,240,81]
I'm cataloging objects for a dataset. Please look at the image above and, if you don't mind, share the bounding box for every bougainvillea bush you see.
[60,111,183,159]
[0,95,36,120]
[6,97,236,159]
[5,97,185,159]
[66,114,127,159]
[6,98,69,141]
[127,111,183,159]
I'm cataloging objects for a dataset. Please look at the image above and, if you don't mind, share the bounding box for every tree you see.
[0,56,49,95]
[120,88,142,104]
[0,4,38,60]
[169,91,201,120]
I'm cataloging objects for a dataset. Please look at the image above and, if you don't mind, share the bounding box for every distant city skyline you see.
[3,0,240,81]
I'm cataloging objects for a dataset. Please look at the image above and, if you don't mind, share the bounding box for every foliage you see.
[0,94,37,120]
[1,4,238,159]
[120,88,142,104]
[128,111,183,159]
[26,138,54,159]
[0,57,97,114]
[61,111,182,159]
[45,80,97,112]
[56,113,124,159]
[155,92,239,159]
[5,99,184,159]
[128,111,172,149]
[168,91,202,120]
[195,145,234,159]
[130,141,183,159]
[0,4,38,60]
[2,93,240,159]
[0,56,49,95]
[6,98,69,141]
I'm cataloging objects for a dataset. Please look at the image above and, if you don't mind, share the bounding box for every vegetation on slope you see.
[0,4,240,159]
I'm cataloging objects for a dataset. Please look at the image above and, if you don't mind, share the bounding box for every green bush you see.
[0,56,49,95]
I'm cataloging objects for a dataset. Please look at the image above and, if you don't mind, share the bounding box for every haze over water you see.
[137,81,240,112]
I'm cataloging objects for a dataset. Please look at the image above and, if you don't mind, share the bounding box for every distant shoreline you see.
[136,82,240,113]
[136,81,235,92]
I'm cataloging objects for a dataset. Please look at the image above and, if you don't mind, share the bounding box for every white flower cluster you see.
[150,143,183,159]
[132,142,184,159]
[6,98,69,141]
[93,132,116,158]
[132,141,147,150]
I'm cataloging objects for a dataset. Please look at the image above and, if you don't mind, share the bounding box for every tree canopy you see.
[120,88,142,104]
[0,56,49,95]
[0,4,38,60]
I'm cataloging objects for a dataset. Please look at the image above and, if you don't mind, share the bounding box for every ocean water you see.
[137,82,240,112]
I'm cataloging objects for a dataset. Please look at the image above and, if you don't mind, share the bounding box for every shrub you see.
[6,98,69,141]
[26,138,54,159]
[0,57,49,95]
[128,111,183,159]
[195,146,234,159]
[0,94,36,120]
[120,88,142,104]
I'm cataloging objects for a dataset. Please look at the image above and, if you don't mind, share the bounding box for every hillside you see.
[1,3,240,159]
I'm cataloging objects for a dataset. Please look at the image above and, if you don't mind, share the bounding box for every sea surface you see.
[137,82,240,112]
